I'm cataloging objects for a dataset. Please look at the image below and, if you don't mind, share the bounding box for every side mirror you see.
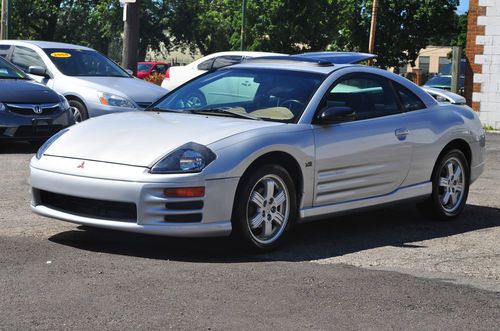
[317,106,355,124]
[28,66,50,78]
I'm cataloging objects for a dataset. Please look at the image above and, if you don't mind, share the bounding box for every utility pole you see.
[451,46,462,94]
[240,0,247,51]
[121,0,140,75]
[368,0,378,66]
[0,0,8,40]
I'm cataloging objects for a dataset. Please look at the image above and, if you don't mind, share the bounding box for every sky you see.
[457,0,469,14]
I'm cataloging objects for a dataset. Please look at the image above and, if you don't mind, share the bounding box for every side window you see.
[197,58,215,71]
[199,75,260,105]
[11,46,46,71]
[0,45,11,59]
[212,56,243,70]
[326,75,400,121]
[393,82,426,112]
[155,64,167,74]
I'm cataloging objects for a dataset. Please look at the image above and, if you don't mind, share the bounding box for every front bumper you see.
[30,163,239,237]
[0,109,73,141]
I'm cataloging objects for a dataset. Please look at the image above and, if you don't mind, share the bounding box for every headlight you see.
[57,94,70,110]
[0,103,6,112]
[36,128,69,160]
[97,92,136,109]
[150,142,216,174]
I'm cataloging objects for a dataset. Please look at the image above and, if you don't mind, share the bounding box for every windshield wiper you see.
[192,107,261,120]
[148,107,188,113]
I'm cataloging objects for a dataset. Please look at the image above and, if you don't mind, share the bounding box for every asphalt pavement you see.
[0,134,499,330]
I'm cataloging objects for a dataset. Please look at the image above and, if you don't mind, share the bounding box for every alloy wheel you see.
[246,174,290,245]
[438,156,465,213]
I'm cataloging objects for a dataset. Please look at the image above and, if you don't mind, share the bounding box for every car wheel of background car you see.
[231,164,297,252]
[418,149,470,220]
[68,100,89,122]
[185,91,206,109]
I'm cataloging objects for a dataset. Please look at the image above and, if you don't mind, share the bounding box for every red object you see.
[136,61,171,80]
[164,187,205,198]
[165,67,170,79]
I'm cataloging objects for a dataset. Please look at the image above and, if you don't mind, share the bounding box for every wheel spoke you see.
[455,183,463,192]
[264,179,275,200]
[273,211,285,226]
[453,167,462,180]
[439,177,449,188]
[451,192,458,206]
[442,191,451,205]
[250,213,264,229]
[263,220,273,236]
[250,191,265,209]
[274,190,286,206]
[447,162,454,178]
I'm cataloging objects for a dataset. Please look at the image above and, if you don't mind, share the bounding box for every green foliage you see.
[5,0,463,68]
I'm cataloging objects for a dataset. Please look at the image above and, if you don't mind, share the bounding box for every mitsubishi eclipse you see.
[29,54,485,251]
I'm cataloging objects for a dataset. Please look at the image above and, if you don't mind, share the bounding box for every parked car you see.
[0,56,73,142]
[0,41,166,122]
[161,51,284,91]
[137,61,170,80]
[424,59,466,94]
[30,53,485,251]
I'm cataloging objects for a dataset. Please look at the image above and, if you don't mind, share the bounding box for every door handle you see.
[395,128,410,140]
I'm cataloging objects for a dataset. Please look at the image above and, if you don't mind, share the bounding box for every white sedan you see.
[30,53,485,251]
[160,51,283,91]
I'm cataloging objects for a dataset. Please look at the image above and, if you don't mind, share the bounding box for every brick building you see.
[465,0,500,129]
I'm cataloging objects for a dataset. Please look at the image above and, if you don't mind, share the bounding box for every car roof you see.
[229,62,350,74]
[0,40,95,51]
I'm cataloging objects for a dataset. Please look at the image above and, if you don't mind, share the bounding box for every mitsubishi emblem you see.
[77,161,85,169]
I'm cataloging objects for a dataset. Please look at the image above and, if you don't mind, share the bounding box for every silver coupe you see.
[30,53,486,251]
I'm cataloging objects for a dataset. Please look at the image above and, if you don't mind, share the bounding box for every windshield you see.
[151,68,325,123]
[44,48,130,77]
[138,63,153,73]
[0,57,28,79]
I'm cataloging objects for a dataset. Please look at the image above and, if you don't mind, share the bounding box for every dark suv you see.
[0,56,73,142]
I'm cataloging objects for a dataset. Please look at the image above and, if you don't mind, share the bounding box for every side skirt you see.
[299,182,432,222]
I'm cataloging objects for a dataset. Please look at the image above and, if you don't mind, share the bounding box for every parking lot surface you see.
[1,134,499,329]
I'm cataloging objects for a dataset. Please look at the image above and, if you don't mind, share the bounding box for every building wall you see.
[400,46,452,75]
[466,0,500,129]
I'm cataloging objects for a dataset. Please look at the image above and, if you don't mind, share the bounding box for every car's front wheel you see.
[418,149,470,220]
[69,100,89,123]
[231,164,297,252]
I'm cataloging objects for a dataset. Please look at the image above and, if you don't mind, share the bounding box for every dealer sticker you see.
[50,52,72,58]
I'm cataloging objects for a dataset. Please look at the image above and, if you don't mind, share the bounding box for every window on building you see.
[419,56,430,74]
[438,57,451,75]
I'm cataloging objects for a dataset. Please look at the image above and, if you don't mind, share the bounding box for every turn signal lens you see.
[164,187,205,198]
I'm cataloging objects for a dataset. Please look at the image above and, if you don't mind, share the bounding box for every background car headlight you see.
[150,142,216,174]
[97,92,136,109]
[0,103,6,112]
[57,94,70,110]
[36,129,69,160]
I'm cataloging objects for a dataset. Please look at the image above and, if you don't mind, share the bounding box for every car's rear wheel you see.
[418,149,470,220]
[69,100,89,123]
[231,164,297,252]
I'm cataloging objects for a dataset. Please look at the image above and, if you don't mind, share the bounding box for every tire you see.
[417,149,470,220]
[68,99,89,123]
[231,164,297,252]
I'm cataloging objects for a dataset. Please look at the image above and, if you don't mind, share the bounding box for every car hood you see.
[0,79,60,103]
[68,76,166,104]
[45,111,282,167]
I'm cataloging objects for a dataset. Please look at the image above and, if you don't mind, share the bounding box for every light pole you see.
[0,0,8,40]
[240,0,247,51]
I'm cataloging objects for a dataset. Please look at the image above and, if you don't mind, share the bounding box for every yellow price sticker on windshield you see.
[50,52,72,58]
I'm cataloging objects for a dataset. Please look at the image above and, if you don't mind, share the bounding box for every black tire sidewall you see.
[68,100,89,122]
[231,164,297,252]
[430,149,470,220]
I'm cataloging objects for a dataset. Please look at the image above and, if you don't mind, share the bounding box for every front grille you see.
[6,103,60,116]
[14,125,63,138]
[38,190,137,222]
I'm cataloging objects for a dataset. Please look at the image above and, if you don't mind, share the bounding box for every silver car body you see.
[29,62,486,237]
[0,40,166,117]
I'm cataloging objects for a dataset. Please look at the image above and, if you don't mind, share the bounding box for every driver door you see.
[313,73,412,206]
